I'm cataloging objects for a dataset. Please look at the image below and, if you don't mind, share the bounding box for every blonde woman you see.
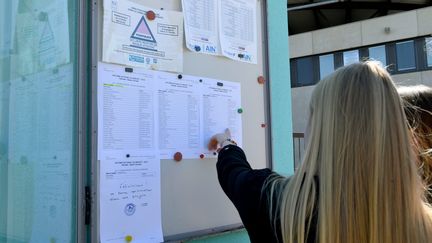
[209,61,432,243]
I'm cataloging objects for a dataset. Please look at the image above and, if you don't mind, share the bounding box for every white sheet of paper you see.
[97,63,158,158]
[29,152,73,243]
[98,63,163,242]
[182,0,221,55]
[100,152,163,243]
[98,63,243,159]
[13,0,70,75]
[157,74,242,159]
[7,64,74,243]
[201,78,242,157]
[9,64,74,163]
[157,72,203,159]
[102,0,183,73]
[219,0,257,64]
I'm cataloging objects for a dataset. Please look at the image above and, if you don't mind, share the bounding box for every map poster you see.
[102,0,184,73]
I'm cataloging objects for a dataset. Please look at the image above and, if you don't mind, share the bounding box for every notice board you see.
[92,0,270,240]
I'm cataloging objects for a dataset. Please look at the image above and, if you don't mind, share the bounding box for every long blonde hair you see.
[268,61,432,243]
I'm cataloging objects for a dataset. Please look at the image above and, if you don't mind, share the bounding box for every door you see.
[0,0,83,242]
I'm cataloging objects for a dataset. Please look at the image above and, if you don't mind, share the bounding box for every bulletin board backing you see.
[92,0,271,240]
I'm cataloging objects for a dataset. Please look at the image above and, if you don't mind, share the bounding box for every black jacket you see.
[216,145,318,243]
[216,145,281,242]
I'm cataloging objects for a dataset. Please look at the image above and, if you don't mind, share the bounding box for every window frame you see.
[342,49,360,66]
[423,37,432,70]
[395,40,417,73]
[367,45,387,67]
[289,36,432,88]
[318,53,336,80]
[291,56,319,88]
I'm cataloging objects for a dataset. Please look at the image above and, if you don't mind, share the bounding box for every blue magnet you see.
[194,45,201,52]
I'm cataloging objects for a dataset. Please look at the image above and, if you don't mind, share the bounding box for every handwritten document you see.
[100,152,163,243]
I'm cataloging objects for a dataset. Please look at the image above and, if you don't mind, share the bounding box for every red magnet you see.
[200,154,205,159]
[146,11,156,20]
[174,152,183,162]
[261,123,267,128]
[257,76,265,84]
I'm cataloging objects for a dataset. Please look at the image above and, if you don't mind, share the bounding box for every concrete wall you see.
[289,6,432,58]
[291,86,314,134]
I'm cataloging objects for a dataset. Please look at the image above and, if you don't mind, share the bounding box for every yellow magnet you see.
[125,235,133,242]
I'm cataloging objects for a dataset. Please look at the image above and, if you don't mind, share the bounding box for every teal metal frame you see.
[186,0,293,242]
[267,0,294,176]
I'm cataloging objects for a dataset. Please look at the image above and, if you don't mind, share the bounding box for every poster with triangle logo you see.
[14,0,70,76]
[131,16,156,43]
[102,0,183,73]
[38,20,57,69]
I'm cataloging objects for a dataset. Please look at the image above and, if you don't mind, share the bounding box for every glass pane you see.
[296,57,315,86]
[369,45,387,66]
[426,37,432,67]
[290,60,297,87]
[396,40,416,71]
[343,50,359,66]
[0,0,77,242]
[319,54,334,79]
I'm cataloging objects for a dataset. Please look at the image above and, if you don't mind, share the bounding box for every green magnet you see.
[237,108,243,114]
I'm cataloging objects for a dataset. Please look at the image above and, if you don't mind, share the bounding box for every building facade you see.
[289,6,432,165]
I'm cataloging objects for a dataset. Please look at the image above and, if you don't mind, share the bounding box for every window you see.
[291,37,432,86]
[296,57,315,86]
[426,37,432,67]
[0,0,78,242]
[369,45,387,66]
[343,50,359,66]
[396,40,416,71]
[319,54,334,79]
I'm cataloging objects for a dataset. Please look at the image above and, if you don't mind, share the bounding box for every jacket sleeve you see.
[216,145,273,201]
[216,145,277,242]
